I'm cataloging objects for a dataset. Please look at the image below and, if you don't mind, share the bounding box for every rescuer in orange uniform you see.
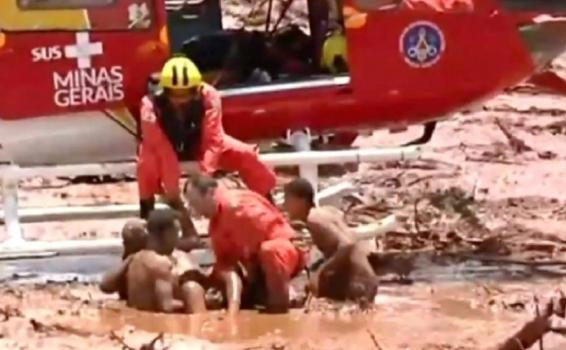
[137,57,277,244]
[184,175,305,314]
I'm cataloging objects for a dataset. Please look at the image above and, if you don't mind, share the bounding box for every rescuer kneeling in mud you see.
[283,178,378,303]
[184,175,306,314]
[137,56,277,250]
[100,210,208,313]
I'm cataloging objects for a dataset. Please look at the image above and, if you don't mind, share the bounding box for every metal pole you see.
[2,167,24,246]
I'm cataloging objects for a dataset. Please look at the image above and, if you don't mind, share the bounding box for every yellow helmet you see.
[321,32,348,74]
[159,56,202,90]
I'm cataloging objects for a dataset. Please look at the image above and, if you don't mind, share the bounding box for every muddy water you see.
[78,282,529,350]
[3,253,565,348]
[0,252,554,285]
[98,307,373,342]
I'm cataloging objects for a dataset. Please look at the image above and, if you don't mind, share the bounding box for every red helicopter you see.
[1,0,566,167]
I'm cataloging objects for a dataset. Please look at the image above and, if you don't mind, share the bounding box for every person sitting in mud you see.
[184,175,306,314]
[283,178,378,303]
[100,210,207,313]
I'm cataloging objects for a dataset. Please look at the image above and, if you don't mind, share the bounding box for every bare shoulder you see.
[133,251,173,277]
[307,207,342,227]
[307,207,328,224]
[306,210,327,232]
[307,206,356,245]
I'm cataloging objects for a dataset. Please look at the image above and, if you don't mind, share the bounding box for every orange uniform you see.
[208,187,304,295]
[137,83,276,200]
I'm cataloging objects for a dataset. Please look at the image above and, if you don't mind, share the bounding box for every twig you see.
[141,333,168,350]
[0,306,22,322]
[366,329,385,350]
[413,198,424,235]
[533,295,544,350]
[494,118,534,154]
[465,156,522,165]
[109,331,136,350]
[405,172,458,187]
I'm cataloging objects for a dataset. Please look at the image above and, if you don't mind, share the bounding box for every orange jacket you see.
[208,187,296,276]
[139,83,225,174]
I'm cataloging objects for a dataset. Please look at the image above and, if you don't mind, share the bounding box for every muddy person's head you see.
[284,178,315,220]
[183,175,219,218]
[121,219,148,259]
[146,209,181,255]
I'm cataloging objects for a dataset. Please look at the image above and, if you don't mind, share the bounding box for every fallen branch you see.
[29,319,93,337]
[534,295,544,350]
[141,333,168,350]
[405,172,458,187]
[366,329,385,350]
[0,306,23,322]
[465,156,522,165]
[494,118,534,154]
[413,198,424,235]
[110,332,168,350]
[110,331,136,350]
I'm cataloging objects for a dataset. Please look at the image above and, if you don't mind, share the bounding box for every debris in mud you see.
[110,332,169,350]
[366,329,385,350]
[29,318,94,337]
[494,118,534,154]
[0,306,23,321]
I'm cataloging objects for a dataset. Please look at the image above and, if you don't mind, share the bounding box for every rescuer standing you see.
[136,56,277,248]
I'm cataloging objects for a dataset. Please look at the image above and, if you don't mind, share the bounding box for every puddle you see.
[97,307,375,342]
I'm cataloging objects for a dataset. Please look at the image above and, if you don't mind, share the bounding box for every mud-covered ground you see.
[3,41,566,350]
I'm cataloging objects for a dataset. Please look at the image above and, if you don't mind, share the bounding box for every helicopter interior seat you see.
[181,26,317,87]
[266,25,314,80]
[181,30,244,86]
[181,29,278,87]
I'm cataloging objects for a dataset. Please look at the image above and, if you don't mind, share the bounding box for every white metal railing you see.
[0,146,422,257]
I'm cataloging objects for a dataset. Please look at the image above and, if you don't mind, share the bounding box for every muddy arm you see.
[217,270,243,315]
[154,277,185,313]
[493,315,549,350]
[493,296,564,350]
[100,256,132,294]
[150,261,184,313]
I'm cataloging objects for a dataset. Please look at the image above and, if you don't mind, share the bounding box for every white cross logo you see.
[64,32,103,69]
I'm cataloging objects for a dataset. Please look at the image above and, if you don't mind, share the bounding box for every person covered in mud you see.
[100,210,207,313]
[283,177,378,303]
[184,175,306,314]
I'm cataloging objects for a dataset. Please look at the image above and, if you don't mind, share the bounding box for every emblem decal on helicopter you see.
[400,21,445,68]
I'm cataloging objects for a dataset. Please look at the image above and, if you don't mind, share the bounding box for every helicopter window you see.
[354,0,476,12]
[354,0,401,11]
[3,0,155,31]
[497,0,566,12]
[17,0,115,10]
